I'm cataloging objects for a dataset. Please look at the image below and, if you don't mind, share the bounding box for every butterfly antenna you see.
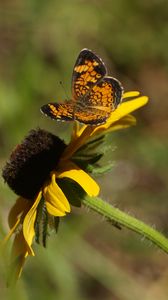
[59,81,69,100]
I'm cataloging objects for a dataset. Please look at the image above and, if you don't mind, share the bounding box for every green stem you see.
[83,196,168,254]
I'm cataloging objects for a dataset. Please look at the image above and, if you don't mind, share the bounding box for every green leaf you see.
[35,197,49,247]
[72,130,116,176]
[88,162,114,175]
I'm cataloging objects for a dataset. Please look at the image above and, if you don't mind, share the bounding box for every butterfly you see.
[40,48,123,125]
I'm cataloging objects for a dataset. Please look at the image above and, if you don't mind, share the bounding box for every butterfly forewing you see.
[72,48,107,100]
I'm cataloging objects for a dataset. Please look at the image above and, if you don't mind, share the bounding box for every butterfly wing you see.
[40,101,74,121]
[41,49,107,123]
[74,76,123,125]
[72,48,107,100]
[41,49,123,125]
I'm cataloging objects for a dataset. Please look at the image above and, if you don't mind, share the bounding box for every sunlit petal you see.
[58,161,100,196]
[123,91,140,99]
[44,173,70,216]
[107,96,148,124]
[96,114,137,135]
[76,124,88,137]
[72,121,80,139]
[23,191,42,255]
[89,96,149,137]
[45,201,66,216]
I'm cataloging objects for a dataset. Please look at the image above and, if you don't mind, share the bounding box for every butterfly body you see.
[41,48,123,125]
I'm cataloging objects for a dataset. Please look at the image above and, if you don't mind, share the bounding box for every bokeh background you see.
[1,0,168,299]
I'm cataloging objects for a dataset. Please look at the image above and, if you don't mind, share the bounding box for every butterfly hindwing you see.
[74,76,123,125]
[74,108,108,125]
[79,76,123,110]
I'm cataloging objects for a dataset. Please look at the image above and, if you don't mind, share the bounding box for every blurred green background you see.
[1,0,168,299]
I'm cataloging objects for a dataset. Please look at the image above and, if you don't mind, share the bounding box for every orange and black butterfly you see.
[40,48,123,125]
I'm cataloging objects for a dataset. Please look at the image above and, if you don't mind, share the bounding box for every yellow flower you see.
[1,91,148,282]
[1,129,99,282]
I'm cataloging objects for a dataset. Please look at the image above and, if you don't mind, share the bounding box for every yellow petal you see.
[106,96,148,126]
[75,123,88,138]
[44,173,70,216]
[72,121,80,139]
[1,197,32,262]
[123,91,140,99]
[23,191,42,255]
[58,161,100,197]
[45,201,66,216]
[96,114,137,135]
[8,197,31,229]
[90,96,149,137]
